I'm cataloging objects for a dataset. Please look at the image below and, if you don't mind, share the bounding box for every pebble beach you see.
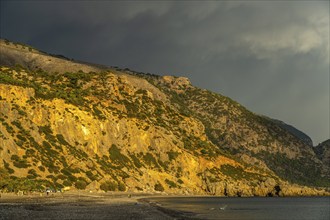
[0,192,196,220]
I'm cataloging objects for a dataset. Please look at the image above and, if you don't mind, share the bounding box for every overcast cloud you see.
[1,1,329,144]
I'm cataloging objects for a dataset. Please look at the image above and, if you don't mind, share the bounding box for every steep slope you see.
[0,39,329,196]
[314,139,330,167]
[128,71,329,187]
[268,118,313,146]
[0,66,276,196]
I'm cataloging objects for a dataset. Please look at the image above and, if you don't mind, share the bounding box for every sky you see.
[0,1,329,144]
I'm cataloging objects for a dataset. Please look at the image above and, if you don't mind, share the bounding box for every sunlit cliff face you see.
[0,40,329,195]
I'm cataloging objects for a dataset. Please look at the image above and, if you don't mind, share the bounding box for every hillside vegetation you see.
[0,39,329,196]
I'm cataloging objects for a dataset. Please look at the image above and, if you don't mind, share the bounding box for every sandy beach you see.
[0,192,198,220]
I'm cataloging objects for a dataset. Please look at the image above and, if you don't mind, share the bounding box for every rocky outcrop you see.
[158,76,192,93]
[203,177,328,197]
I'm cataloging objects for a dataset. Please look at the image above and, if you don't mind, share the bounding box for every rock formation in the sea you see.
[0,39,329,196]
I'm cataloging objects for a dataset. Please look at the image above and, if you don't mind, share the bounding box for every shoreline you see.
[138,197,200,220]
[1,192,329,220]
[0,192,197,220]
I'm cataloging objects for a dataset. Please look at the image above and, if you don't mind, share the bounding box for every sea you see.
[148,196,330,220]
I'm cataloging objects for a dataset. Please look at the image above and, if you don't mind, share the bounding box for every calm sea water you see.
[149,197,330,220]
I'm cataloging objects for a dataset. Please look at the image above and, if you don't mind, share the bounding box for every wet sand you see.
[0,192,198,220]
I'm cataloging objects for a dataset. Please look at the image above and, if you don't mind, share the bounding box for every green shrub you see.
[135,186,143,191]
[200,149,207,154]
[100,181,117,192]
[93,105,106,120]
[75,180,87,190]
[12,155,30,168]
[220,164,243,177]
[165,179,177,188]
[142,153,159,168]
[154,183,164,192]
[129,154,143,168]
[16,134,27,142]
[68,175,77,182]
[17,109,27,116]
[12,120,23,130]
[109,144,130,167]
[0,167,10,180]
[63,180,72,186]
[2,121,14,134]
[26,174,36,179]
[85,171,98,181]
[167,151,179,161]
[39,125,53,135]
[38,166,45,172]
[28,169,38,177]
[25,149,35,156]
[56,134,70,146]
[3,160,14,174]
[57,174,67,180]
[0,176,47,192]
[118,182,126,191]
[11,155,20,161]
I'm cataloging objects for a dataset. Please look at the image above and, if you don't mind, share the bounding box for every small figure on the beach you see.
[219,205,227,210]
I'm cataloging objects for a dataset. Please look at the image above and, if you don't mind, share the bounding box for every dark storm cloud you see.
[1,1,329,144]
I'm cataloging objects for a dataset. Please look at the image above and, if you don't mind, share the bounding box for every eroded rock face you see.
[202,177,328,197]
[0,40,329,195]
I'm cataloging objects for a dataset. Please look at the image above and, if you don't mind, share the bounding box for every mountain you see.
[314,139,330,167]
[268,118,313,146]
[0,39,329,196]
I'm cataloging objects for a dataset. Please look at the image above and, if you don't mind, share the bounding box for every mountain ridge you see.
[0,39,329,196]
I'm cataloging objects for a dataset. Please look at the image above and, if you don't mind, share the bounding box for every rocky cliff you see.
[314,140,330,168]
[0,39,329,196]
